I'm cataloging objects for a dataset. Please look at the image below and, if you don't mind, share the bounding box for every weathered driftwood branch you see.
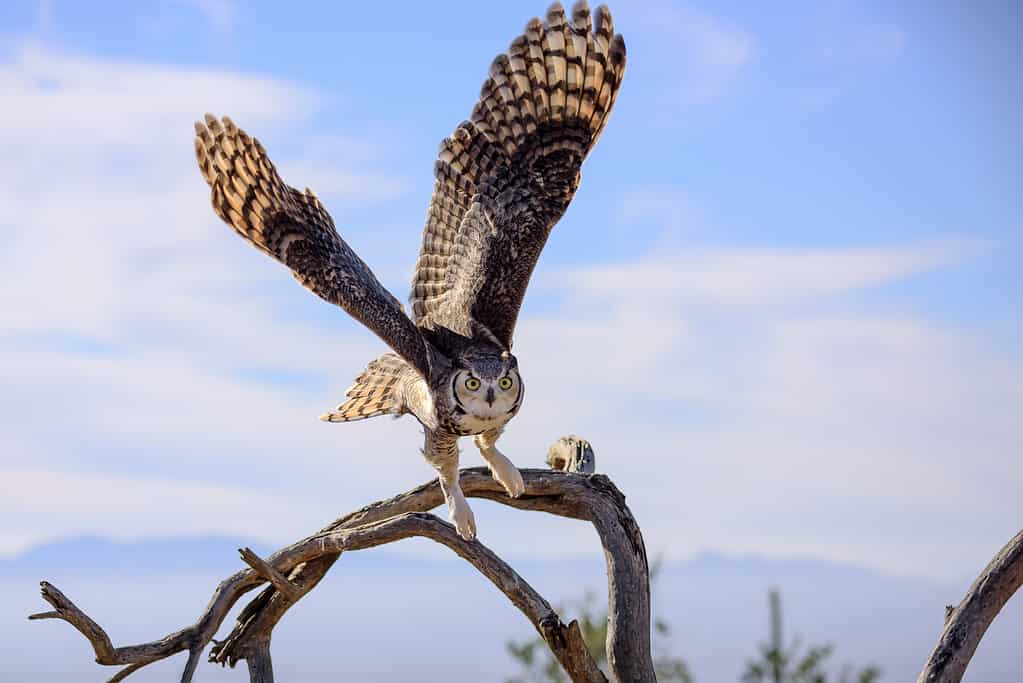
[918,527,1023,683]
[237,547,302,602]
[30,468,653,682]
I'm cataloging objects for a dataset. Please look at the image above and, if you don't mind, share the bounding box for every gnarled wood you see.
[918,527,1023,683]
[30,468,651,682]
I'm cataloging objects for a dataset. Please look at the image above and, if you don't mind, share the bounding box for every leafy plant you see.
[505,561,691,682]
[741,589,881,683]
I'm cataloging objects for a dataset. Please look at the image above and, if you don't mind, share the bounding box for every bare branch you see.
[918,527,1023,683]
[108,661,153,683]
[210,556,338,669]
[30,582,117,662]
[30,573,261,681]
[178,647,203,683]
[220,468,649,681]
[31,468,652,682]
[238,547,302,602]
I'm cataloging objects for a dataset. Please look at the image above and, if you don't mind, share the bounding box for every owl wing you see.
[409,2,626,349]
[195,115,432,379]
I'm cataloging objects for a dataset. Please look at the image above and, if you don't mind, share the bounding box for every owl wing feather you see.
[409,1,626,348]
[195,114,432,379]
[319,352,418,423]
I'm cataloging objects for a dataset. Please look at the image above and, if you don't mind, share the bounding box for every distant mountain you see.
[677,549,892,581]
[0,535,925,581]
[0,535,271,577]
[1,535,510,577]
[0,535,882,577]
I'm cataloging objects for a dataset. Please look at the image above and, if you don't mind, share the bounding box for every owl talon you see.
[499,468,525,499]
[475,431,524,499]
[449,498,477,541]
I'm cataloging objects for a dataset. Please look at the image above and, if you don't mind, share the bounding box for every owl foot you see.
[495,466,525,499]
[475,436,525,499]
[448,496,477,541]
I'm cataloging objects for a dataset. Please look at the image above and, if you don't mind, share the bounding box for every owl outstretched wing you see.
[409,1,626,349]
[195,115,432,379]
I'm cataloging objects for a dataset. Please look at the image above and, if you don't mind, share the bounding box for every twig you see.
[238,547,302,602]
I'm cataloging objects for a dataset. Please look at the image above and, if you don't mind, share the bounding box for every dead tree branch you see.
[30,468,653,682]
[918,527,1023,683]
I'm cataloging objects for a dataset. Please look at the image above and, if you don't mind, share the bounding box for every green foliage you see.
[505,561,691,683]
[741,589,881,683]
[505,574,882,683]
[504,590,606,683]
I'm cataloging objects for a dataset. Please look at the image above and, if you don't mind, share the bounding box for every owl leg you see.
[423,431,476,540]
[474,428,525,499]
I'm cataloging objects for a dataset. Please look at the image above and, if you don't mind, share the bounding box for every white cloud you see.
[0,37,1016,587]
[175,0,238,36]
[672,6,755,68]
[0,42,316,148]
[0,42,401,347]
[553,238,975,306]
[0,44,431,552]
[278,162,407,202]
[507,237,1020,579]
[795,16,907,108]
[630,2,755,104]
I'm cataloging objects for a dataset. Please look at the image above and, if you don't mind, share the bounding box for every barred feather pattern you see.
[194,114,431,379]
[319,353,424,423]
[410,1,626,349]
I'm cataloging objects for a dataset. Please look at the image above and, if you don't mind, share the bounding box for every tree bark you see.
[244,640,273,683]
[29,468,652,682]
[918,527,1023,683]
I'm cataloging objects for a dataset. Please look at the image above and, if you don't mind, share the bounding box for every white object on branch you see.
[547,435,596,474]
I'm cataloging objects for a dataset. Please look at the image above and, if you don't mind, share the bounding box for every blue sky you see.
[0,0,1020,593]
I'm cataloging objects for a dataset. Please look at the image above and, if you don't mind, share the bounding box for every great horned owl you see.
[194,2,626,540]
[547,435,596,474]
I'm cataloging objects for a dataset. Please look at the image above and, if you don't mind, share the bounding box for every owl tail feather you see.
[319,353,409,423]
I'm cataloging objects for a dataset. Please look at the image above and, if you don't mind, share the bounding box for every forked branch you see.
[30,468,653,682]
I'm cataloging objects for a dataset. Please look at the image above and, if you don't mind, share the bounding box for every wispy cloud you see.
[0,9,1016,588]
[278,162,407,202]
[0,44,426,553]
[175,0,238,36]
[0,42,316,147]
[554,238,976,305]
[509,236,1019,579]
[795,14,907,108]
[630,1,755,105]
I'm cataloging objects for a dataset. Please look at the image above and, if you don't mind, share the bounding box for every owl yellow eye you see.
[464,377,481,391]
[498,376,513,390]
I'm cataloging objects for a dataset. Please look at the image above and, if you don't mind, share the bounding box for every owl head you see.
[449,349,523,423]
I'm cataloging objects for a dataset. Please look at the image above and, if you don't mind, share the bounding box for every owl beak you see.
[485,387,495,406]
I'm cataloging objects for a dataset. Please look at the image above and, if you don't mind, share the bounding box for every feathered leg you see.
[424,431,477,540]
[474,428,525,498]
